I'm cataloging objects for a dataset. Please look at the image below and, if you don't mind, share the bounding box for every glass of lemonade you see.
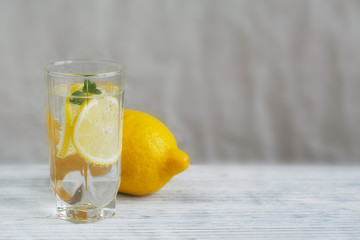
[45,60,125,222]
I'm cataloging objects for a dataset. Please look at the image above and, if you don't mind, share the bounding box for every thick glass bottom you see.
[56,195,116,223]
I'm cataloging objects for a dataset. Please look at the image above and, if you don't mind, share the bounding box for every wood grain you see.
[0,165,359,239]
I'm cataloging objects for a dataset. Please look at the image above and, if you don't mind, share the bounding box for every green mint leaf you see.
[83,79,91,89]
[72,90,84,96]
[83,79,97,93]
[92,89,102,95]
[70,90,85,105]
[82,79,102,95]
[70,80,102,105]
[70,97,84,105]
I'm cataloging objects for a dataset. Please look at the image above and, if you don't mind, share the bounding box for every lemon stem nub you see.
[166,149,190,175]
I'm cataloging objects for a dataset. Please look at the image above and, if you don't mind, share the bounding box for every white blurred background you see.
[1,0,360,164]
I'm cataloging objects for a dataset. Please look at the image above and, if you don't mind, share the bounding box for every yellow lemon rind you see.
[56,83,83,158]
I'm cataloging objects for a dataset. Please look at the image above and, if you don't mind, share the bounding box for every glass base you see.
[56,196,116,223]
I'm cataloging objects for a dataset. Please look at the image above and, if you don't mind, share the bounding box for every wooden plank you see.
[0,165,359,239]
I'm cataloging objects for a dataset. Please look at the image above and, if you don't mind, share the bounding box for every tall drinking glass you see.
[45,60,125,222]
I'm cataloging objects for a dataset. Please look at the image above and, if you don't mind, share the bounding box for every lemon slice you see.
[57,83,82,158]
[72,96,121,165]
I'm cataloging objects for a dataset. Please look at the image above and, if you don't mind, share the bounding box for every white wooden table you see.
[0,165,359,239]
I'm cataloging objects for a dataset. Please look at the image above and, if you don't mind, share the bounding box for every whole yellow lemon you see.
[119,110,190,195]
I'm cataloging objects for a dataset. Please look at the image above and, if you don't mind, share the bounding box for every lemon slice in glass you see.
[72,96,121,165]
[57,83,82,158]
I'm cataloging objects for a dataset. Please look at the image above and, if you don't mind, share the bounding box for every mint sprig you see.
[83,80,97,94]
[69,90,84,105]
[69,80,102,105]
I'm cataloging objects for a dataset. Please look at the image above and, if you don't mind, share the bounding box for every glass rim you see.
[44,59,126,78]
